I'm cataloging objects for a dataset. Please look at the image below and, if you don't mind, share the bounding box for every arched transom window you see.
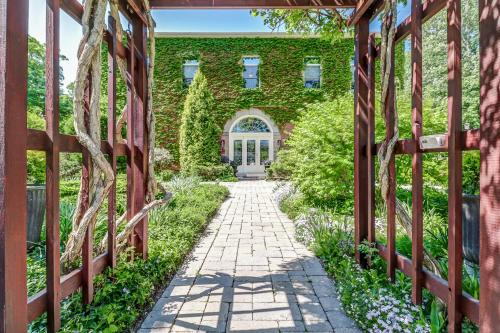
[232,117,271,133]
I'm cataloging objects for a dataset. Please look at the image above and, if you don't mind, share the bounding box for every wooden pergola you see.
[0,0,498,332]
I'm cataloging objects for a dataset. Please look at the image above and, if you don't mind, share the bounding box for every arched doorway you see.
[222,109,280,177]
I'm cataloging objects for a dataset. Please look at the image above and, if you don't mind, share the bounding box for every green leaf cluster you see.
[270,94,354,212]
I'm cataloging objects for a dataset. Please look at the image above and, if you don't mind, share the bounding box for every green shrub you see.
[179,71,221,174]
[272,94,354,212]
[191,164,236,181]
[27,151,45,185]
[463,151,480,195]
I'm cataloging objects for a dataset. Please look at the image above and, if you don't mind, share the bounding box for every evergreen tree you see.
[179,71,220,174]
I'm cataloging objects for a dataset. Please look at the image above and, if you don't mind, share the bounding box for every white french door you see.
[229,133,273,176]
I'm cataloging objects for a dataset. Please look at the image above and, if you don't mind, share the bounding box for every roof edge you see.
[155,32,327,39]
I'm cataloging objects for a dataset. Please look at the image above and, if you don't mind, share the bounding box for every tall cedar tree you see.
[179,71,221,173]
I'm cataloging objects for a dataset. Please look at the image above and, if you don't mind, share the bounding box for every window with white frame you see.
[183,60,199,87]
[243,57,260,89]
[304,57,321,88]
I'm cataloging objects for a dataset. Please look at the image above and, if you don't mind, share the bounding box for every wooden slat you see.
[27,129,128,155]
[45,0,61,330]
[107,15,118,268]
[385,38,397,283]
[150,0,357,8]
[478,0,500,330]
[132,17,148,258]
[410,0,423,305]
[0,0,29,331]
[372,130,480,155]
[348,0,381,26]
[118,0,149,26]
[27,253,109,322]
[447,0,463,329]
[367,34,376,244]
[126,32,137,254]
[395,0,446,43]
[377,244,479,325]
[353,13,370,266]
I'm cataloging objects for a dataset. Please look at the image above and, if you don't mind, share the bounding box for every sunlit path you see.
[139,181,359,333]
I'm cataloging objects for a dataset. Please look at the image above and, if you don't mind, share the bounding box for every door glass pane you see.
[234,140,242,166]
[260,140,269,165]
[247,140,256,165]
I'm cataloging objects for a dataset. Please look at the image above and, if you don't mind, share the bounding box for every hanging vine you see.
[61,0,164,265]
[378,0,443,276]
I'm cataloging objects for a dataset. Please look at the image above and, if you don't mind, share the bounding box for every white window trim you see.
[304,62,322,89]
[182,60,199,87]
[242,56,261,89]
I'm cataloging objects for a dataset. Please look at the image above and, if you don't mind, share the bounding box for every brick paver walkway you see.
[139,181,360,333]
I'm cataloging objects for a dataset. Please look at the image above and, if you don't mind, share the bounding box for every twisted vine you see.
[378,0,443,276]
[62,0,161,265]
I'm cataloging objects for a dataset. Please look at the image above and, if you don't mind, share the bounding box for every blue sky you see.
[28,1,411,87]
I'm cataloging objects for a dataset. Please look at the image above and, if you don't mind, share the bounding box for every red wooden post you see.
[131,17,148,259]
[447,0,463,330]
[82,77,93,304]
[410,0,424,304]
[367,34,376,245]
[45,0,62,329]
[0,0,29,331]
[107,15,117,268]
[126,32,137,255]
[385,41,396,283]
[478,0,500,331]
[354,12,370,266]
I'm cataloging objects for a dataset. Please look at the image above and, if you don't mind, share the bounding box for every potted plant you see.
[462,152,480,266]
[27,151,46,249]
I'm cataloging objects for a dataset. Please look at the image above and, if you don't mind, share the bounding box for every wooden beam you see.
[150,0,356,9]
[395,0,446,43]
[107,15,118,269]
[45,0,62,330]
[367,34,376,245]
[479,0,500,331]
[348,0,381,26]
[410,0,423,305]
[353,13,370,266]
[27,253,109,322]
[377,244,479,325]
[446,0,463,329]
[0,0,29,331]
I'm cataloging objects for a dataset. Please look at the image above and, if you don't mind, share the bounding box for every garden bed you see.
[28,180,228,332]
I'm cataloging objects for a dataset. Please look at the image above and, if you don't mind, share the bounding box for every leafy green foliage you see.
[154,36,354,162]
[191,164,237,181]
[29,183,228,332]
[280,201,431,332]
[179,71,221,173]
[251,10,348,42]
[27,36,75,183]
[422,0,479,130]
[270,94,354,212]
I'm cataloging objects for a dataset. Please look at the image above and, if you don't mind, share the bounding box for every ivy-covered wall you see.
[153,35,355,162]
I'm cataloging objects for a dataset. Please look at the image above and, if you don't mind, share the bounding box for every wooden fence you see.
[352,0,499,332]
[0,0,149,331]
